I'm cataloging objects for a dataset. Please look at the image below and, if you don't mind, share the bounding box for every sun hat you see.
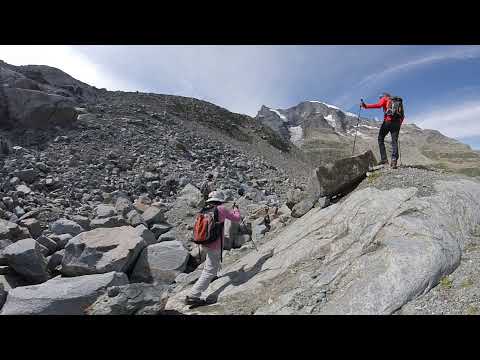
[206,190,225,204]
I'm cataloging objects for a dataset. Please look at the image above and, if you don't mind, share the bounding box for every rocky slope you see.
[0,60,313,314]
[256,101,480,177]
[166,167,480,315]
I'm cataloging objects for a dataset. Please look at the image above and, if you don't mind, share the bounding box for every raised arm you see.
[222,206,241,223]
[362,97,387,109]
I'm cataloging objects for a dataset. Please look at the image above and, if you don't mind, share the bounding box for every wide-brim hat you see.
[206,191,225,203]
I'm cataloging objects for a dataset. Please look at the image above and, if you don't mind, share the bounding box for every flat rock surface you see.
[0,272,128,315]
[61,226,150,276]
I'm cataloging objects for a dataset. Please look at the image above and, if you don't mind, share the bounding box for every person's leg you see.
[188,247,221,300]
[377,121,389,163]
[390,122,401,163]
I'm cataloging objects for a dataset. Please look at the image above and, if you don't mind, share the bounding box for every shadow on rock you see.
[205,249,275,303]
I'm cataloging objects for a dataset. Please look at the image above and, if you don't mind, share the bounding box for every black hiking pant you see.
[378,120,401,162]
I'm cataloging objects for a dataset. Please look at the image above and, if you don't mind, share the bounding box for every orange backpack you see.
[193,206,223,245]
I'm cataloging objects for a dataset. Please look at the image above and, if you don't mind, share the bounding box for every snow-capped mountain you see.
[256,101,480,176]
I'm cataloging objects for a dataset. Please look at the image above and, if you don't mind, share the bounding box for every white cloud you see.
[0,45,136,91]
[355,46,480,89]
[411,100,480,138]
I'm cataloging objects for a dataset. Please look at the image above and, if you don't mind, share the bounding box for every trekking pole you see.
[398,137,402,167]
[233,200,259,252]
[352,101,362,156]
[234,188,259,252]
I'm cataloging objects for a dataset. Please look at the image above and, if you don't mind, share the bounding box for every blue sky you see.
[1,45,479,149]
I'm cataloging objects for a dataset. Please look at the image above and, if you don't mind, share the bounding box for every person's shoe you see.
[378,159,388,166]
[390,159,398,169]
[184,296,206,306]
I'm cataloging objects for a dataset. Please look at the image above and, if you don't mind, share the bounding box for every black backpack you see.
[385,96,404,120]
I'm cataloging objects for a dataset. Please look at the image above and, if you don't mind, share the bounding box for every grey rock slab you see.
[166,179,480,315]
[61,226,150,276]
[0,272,128,315]
[131,241,189,284]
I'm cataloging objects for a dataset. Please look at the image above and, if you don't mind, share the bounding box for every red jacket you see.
[363,96,404,124]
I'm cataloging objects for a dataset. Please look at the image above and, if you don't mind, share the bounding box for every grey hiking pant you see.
[378,120,401,161]
[189,246,221,299]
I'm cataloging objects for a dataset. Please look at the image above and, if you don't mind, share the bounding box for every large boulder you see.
[286,189,308,210]
[0,87,78,129]
[126,210,145,227]
[291,197,328,218]
[85,283,170,315]
[0,272,128,315]
[178,184,203,208]
[47,250,64,272]
[291,198,316,218]
[142,206,165,226]
[49,219,84,237]
[131,241,189,284]
[19,218,42,239]
[311,150,377,198]
[150,223,173,238]
[0,219,23,241]
[115,197,134,217]
[157,228,177,243]
[61,226,150,276]
[50,233,73,249]
[0,272,28,292]
[36,235,58,255]
[2,238,50,283]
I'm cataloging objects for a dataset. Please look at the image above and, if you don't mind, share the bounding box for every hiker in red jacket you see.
[361,93,404,169]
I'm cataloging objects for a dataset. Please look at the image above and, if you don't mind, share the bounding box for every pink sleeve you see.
[219,206,241,223]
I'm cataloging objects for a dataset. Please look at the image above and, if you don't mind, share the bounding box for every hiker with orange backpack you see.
[361,93,405,169]
[185,190,241,306]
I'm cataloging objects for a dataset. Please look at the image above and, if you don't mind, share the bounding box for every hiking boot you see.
[184,296,206,306]
[391,159,398,169]
[378,159,388,166]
